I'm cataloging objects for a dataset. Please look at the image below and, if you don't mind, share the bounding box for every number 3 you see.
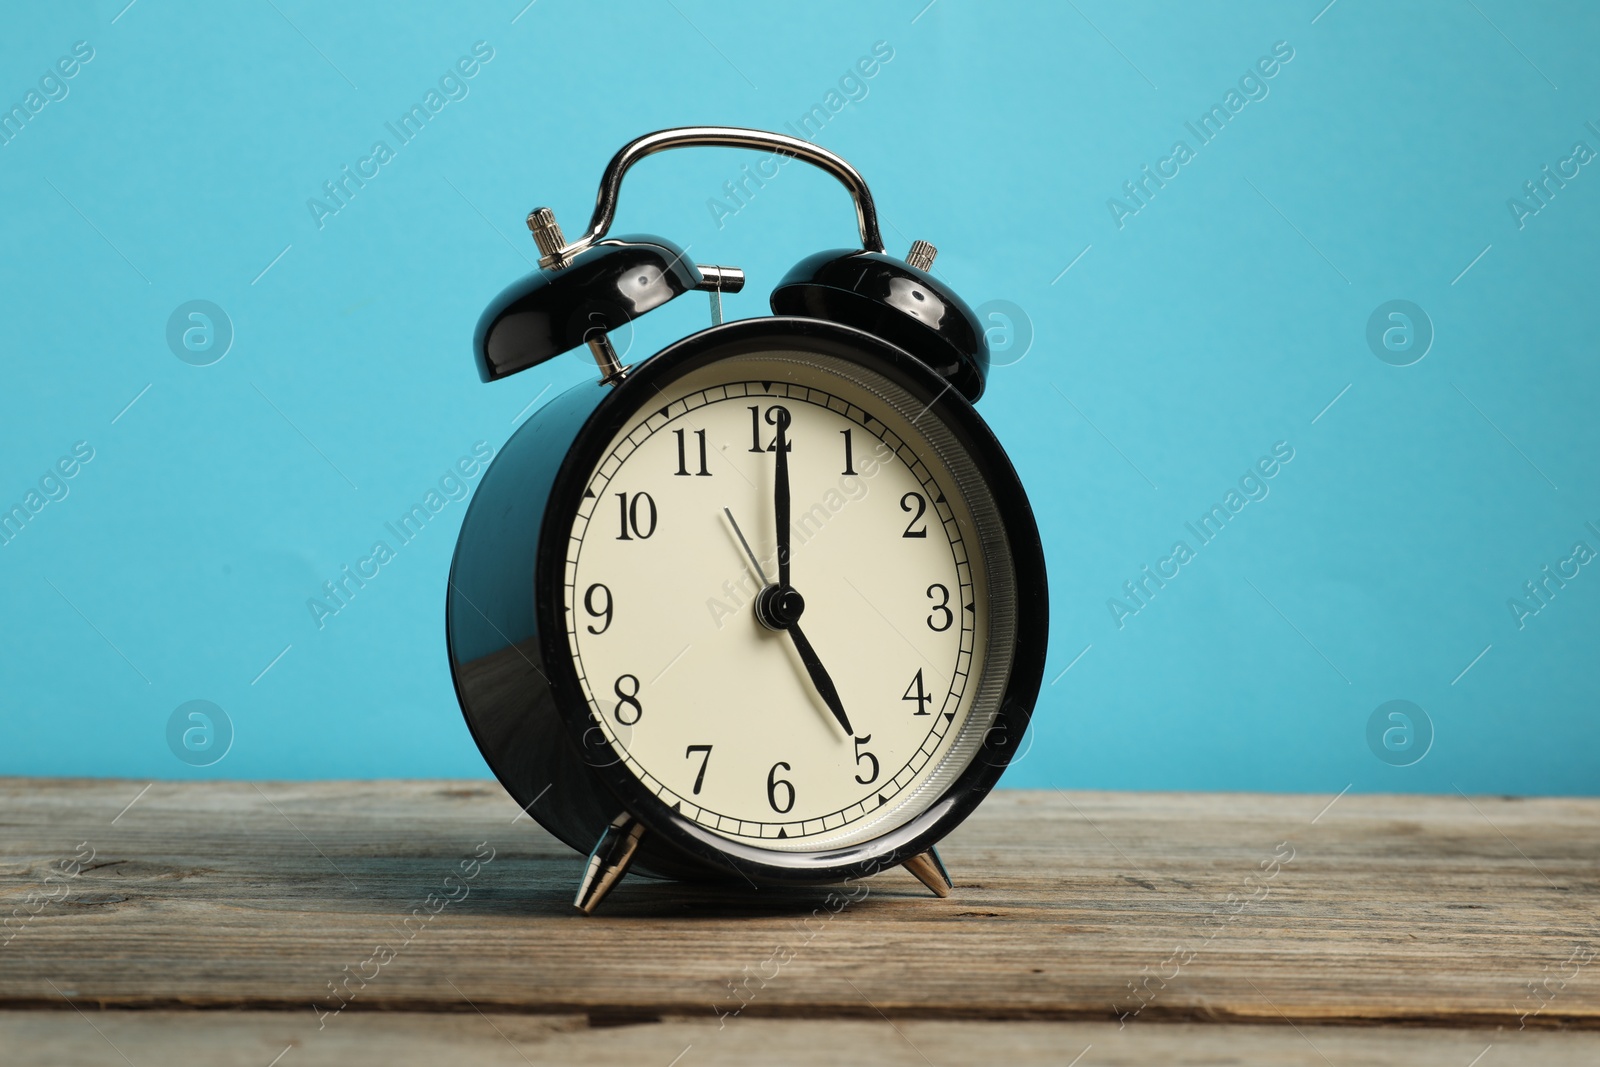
[926,583,953,632]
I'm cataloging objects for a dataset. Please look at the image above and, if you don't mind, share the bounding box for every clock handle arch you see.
[533,126,886,269]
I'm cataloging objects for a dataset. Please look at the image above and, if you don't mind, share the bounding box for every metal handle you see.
[537,126,884,268]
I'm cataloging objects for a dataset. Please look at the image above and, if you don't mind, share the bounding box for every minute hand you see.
[773,407,791,587]
[786,622,853,737]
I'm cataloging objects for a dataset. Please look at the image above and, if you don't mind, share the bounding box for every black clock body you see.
[446,316,1047,887]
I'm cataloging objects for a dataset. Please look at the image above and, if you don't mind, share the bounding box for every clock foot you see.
[574,813,646,914]
[902,847,953,898]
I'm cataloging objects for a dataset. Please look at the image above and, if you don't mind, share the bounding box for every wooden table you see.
[1,778,1596,1064]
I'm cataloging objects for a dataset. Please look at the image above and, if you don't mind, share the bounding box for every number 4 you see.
[903,669,932,715]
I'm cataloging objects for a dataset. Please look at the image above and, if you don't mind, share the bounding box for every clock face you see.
[561,349,1015,852]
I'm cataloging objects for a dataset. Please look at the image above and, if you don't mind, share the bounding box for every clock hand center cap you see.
[754,584,805,631]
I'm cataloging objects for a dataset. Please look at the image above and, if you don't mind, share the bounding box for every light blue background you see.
[2,1,1596,795]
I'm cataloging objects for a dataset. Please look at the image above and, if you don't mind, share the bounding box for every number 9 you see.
[584,582,613,634]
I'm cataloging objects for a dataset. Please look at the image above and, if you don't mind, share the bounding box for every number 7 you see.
[684,745,713,794]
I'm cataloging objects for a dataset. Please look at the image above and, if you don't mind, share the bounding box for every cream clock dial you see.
[563,354,990,850]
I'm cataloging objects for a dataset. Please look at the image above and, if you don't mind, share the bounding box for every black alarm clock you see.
[447,127,1047,913]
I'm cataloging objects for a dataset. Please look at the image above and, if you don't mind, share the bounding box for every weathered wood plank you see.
[1,778,1596,1031]
[2,1012,1594,1066]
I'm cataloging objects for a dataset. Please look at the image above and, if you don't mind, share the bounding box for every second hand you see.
[724,507,770,586]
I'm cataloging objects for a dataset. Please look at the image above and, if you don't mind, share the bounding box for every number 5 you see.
[852,735,879,785]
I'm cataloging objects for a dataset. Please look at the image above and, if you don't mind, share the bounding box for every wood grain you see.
[1,778,1596,1038]
[1,1012,1593,1067]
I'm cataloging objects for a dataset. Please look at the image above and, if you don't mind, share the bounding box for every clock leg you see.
[902,847,953,898]
[574,812,646,914]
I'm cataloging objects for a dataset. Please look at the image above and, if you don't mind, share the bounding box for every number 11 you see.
[674,429,711,477]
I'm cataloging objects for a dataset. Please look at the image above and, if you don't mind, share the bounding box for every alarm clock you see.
[447,127,1047,913]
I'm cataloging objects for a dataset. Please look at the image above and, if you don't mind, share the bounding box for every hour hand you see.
[728,506,851,737]
[785,621,853,737]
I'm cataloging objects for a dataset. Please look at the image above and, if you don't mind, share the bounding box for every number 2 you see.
[900,492,927,537]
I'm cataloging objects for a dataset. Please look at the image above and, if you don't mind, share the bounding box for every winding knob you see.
[906,239,937,271]
[527,207,569,268]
